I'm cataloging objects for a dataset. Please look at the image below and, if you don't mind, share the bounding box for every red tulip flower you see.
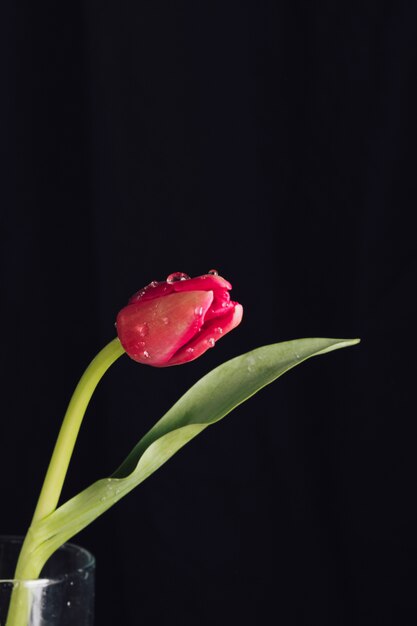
[116,271,243,367]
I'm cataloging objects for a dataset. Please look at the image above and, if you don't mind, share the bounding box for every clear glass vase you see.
[0,536,95,626]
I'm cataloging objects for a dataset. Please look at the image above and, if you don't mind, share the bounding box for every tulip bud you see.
[116,271,243,367]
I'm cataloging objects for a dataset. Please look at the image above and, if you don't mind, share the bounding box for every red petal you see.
[117,291,214,366]
[167,303,243,366]
[127,274,231,304]
[128,281,174,304]
[204,288,233,321]
[173,274,232,293]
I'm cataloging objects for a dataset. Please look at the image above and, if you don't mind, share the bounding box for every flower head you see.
[116,270,243,366]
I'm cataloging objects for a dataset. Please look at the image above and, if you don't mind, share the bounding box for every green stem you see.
[5,337,125,626]
[30,337,125,527]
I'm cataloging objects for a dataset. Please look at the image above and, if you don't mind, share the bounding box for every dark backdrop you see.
[2,2,417,625]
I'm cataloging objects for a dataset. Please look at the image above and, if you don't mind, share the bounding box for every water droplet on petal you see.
[208,269,219,275]
[137,323,149,337]
[216,326,223,334]
[150,280,159,287]
[167,272,190,283]
[195,306,203,316]
[143,350,150,358]
[186,347,194,354]
[207,338,215,347]
[133,288,146,302]
[162,317,169,325]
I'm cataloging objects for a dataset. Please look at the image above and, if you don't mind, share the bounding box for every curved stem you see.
[17,337,125,578]
[32,336,125,524]
[5,338,125,626]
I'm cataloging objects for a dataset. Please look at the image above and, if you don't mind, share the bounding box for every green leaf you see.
[29,337,359,569]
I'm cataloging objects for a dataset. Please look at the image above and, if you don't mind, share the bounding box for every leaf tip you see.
[316,337,361,356]
[346,337,361,346]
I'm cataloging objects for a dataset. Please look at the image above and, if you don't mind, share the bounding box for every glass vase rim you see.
[0,534,95,586]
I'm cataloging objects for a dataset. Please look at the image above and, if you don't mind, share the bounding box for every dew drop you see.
[137,323,149,337]
[216,326,223,334]
[186,347,194,354]
[150,280,159,288]
[246,356,256,373]
[195,306,203,316]
[100,496,106,502]
[207,338,215,347]
[143,350,150,359]
[208,269,219,275]
[167,272,190,283]
[162,317,169,325]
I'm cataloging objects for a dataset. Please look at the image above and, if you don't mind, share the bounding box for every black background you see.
[2,2,417,625]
